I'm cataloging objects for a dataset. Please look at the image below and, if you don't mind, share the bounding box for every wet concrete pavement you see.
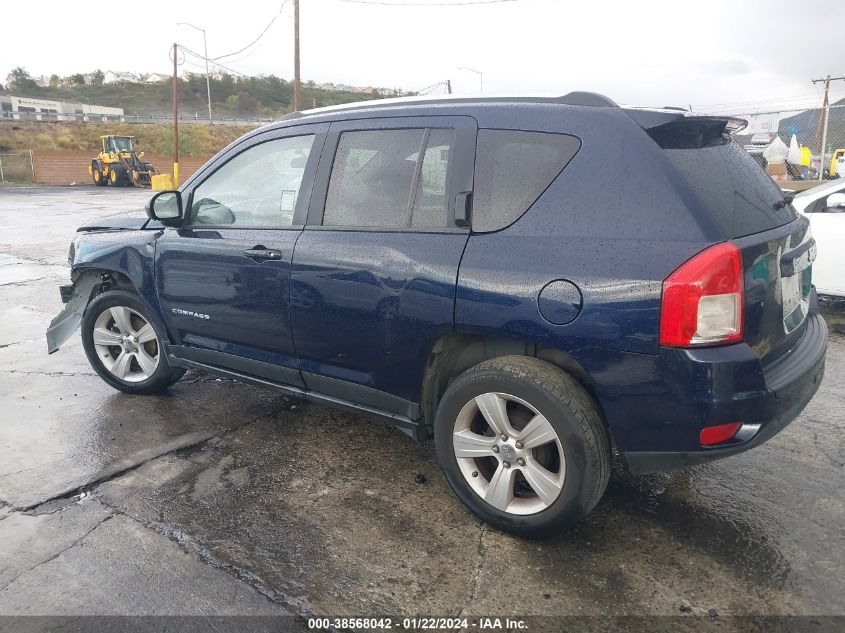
[0,187,843,624]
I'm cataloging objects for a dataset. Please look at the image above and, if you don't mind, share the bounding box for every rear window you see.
[660,134,797,238]
[472,130,580,232]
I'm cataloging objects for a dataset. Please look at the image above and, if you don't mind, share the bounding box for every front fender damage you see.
[45,272,102,354]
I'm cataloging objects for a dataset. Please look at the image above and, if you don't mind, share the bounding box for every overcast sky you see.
[3,0,844,113]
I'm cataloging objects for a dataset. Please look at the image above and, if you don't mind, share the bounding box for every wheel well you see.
[73,268,138,305]
[419,334,606,441]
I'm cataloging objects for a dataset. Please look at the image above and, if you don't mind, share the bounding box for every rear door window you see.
[323,128,456,229]
[472,130,581,232]
[412,128,455,228]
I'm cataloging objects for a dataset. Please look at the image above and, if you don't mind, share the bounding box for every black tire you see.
[92,165,107,186]
[109,166,125,186]
[434,356,610,538]
[81,290,184,395]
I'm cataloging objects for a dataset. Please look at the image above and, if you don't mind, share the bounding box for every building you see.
[144,73,170,84]
[0,95,123,121]
[103,71,138,84]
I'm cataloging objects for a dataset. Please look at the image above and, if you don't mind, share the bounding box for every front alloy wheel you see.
[81,290,184,394]
[92,306,160,382]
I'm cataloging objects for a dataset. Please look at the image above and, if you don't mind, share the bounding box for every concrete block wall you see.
[31,150,212,186]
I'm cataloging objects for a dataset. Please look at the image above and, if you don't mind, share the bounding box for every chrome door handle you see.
[243,247,283,262]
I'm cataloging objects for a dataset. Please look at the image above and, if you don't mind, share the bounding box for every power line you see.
[180,45,247,77]
[337,0,516,5]
[412,80,449,94]
[212,1,290,61]
[691,91,845,109]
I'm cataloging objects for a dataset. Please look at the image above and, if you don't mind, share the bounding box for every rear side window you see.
[472,130,581,232]
[323,128,455,229]
[660,135,797,238]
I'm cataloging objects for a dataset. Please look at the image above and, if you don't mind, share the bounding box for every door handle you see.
[454,191,472,228]
[243,247,283,262]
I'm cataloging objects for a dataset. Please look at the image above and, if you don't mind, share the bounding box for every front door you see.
[156,124,326,386]
[290,116,476,415]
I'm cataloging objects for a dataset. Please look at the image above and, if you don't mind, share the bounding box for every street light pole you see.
[458,67,483,93]
[172,42,179,187]
[293,0,301,111]
[178,22,213,123]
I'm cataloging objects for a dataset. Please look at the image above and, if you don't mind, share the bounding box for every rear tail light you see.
[700,422,742,446]
[659,242,744,347]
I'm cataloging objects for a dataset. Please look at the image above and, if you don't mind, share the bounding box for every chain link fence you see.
[0,150,35,183]
[710,103,845,184]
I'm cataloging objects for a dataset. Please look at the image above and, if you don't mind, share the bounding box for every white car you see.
[791,179,845,296]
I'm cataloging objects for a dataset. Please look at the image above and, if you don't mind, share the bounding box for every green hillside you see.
[0,120,249,157]
[2,68,397,118]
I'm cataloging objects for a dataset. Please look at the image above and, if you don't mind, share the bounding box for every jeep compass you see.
[47,93,827,536]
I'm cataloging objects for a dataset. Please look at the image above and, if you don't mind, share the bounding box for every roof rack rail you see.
[272,92,619,123]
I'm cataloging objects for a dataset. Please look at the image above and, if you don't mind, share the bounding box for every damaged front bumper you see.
[45,273,101,354]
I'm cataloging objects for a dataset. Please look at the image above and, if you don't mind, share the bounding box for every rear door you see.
[290,116,475,414]
[156,124,326,386]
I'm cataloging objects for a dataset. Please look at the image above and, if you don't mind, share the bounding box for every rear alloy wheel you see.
[81,291,184,394]
[453,392,565,515]
[435,356,610,537]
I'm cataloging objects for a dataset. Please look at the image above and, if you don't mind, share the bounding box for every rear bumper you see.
[617,309,827,474]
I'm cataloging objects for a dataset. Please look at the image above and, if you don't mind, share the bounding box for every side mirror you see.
[146,190,183,226]
[825,193,845,211]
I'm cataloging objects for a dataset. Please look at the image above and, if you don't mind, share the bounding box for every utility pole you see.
[178,22,213,123]
[172,43,180,188]
[812,75,845,177]
[293,0,301,111]
[446,79,452,94]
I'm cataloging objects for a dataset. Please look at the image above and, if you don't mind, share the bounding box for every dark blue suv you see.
[47,93,827,536]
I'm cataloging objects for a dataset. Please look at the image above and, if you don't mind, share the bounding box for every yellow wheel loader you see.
[89,135,157,187]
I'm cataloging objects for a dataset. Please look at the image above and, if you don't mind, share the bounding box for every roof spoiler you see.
[627,112,749,149]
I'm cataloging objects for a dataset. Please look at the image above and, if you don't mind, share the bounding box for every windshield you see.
[108,137,134,152]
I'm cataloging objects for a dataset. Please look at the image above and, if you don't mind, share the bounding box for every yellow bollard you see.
[173,162,179,189]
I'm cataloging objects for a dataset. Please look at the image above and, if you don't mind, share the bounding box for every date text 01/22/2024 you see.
[307,617,528,630]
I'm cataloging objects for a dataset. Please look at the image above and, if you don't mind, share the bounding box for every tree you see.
[8,67,37,91]
[235,91,259,117]
[49,74,60,88]
[91,69,105,86]
[68,73,85,86]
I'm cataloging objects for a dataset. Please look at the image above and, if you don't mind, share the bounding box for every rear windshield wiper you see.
[773,193,795,210]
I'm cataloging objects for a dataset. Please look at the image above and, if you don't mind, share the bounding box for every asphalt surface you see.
[0,187,843,627]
